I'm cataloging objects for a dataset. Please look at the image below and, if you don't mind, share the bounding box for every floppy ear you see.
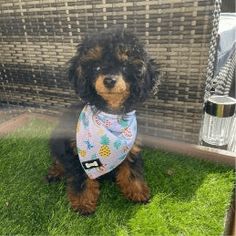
[67,54,81,91]
[136,58,159,102]
[145,58,159,93]
[67,46,91,101]
[128,57,159,104]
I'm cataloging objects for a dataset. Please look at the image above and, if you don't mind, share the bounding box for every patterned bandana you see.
[76,105,137,179]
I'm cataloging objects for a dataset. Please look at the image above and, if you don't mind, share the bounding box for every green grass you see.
[0,119,235,236]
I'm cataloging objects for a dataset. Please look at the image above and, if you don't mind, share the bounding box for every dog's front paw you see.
[45,174,62,183]
[122,180,150,204]
[45,161,64,183]
[67,179,100,216]
[116,161,150,204]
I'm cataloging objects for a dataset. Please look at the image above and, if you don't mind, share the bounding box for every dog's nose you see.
[103,76,117,89]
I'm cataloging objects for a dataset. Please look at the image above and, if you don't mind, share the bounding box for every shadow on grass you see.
[0,123,234,235]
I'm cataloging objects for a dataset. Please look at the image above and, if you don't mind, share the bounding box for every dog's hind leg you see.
[45,160,65,183]
[67,175,100,215]
[116,149,150,203]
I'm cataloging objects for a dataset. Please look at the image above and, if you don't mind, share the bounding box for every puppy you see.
[46,28,159,215]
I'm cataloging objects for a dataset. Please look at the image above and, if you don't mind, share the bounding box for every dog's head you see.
[68,28,159,112]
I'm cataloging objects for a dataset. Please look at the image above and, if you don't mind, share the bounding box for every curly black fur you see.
[47,28,159,214]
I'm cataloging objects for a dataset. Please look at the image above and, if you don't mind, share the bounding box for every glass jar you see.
[228,117,236,152]
[201,95,236,148]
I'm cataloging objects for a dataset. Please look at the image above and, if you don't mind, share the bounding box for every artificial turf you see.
[0,119,235,235]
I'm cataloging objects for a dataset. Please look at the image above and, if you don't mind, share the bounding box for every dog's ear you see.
[67,45,89,100]
[146,58,159,93]
[128,57,159,104]
[67,54,80,87]
[137,58,159,102]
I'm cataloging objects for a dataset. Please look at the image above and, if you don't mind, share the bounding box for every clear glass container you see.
[227,117,236,152]
[201,95,236,148]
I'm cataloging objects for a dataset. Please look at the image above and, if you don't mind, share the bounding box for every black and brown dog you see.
[46,28,159,215]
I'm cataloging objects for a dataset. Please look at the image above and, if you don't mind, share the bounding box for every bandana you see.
[76,105,137,179]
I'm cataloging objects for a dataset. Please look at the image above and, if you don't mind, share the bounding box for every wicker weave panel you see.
[0,0,214,143]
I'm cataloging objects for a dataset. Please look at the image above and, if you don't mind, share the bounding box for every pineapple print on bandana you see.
[78,148,86,158]
[99,135,111,158]
[76,105,137,179]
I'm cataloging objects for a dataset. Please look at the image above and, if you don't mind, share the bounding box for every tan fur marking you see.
[132,59,144,65]
[117,51,129,61]
[116,46,129,61]
[67,178,100,214]
[130,144,141,156]
[47,161,65,179]
[95,74,130,109]
[82,46,102,62]
[116,159,150,203]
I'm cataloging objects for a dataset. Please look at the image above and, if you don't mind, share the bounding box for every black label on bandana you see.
[82,159,102,170]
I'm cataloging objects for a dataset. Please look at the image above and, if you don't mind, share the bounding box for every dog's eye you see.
[122,66,127,73]
[95,66,101,72]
